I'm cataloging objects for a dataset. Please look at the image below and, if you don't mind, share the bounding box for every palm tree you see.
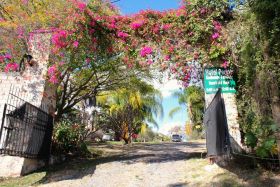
[98,78,163,144]
[169,86,205,135]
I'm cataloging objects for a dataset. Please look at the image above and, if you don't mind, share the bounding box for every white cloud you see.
[154,121,184,135]
[152,72,182,98]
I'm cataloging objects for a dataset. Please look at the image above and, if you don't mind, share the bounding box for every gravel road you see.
[39,142,206,187]
[37,141,280,187]
[85,142,206,187]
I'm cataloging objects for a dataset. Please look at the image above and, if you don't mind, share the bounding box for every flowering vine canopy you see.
[0,0,230,87]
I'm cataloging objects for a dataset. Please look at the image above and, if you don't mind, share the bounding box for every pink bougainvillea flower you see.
[48,65,56,76]
[221,60,229,68]
[59,52,65,57]
[147,59,153,65]
[89,29,95,34]
[130,20,144,30]
[0,55,5,62]
[183,82,189,87]
[127,63,133,68]
[86,58,91,64]
[164,55,171,61]
[153,25,160,34]
[169,46,175,53]
[49,75,58,84]
[176,6,185,16]
[139,61,145,67]
[200,8,207,14]
[73,41,79,48]
[52,30,68,48]
[188,32,194,36]
[140,46,153,57]
[4,53,12,60]
[77,2,86,12]
[212,32,220,40]
[108,22,117,30]
[5,63,19,72]
[162,24,171,31]
[213,21,222,31]
[92,38,97,43]
[17,27,25,39]
[117,31,129,39]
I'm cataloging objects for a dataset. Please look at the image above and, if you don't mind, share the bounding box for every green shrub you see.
[52,120,90,157]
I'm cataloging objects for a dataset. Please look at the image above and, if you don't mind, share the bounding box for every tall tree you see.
[99,78,163,144]
[169,86,205,132]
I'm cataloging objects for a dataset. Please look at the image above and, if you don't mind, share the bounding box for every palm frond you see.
[168,106,182,119]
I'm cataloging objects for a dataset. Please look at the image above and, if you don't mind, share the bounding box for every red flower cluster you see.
[140,46,153,57]
[52,30,69,48]
[5,63,19,72]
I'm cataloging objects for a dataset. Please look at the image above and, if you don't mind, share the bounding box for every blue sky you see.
[154,92,187,135]
[152,77,188,135]
[114,0,187,134]
[114,0,181,15]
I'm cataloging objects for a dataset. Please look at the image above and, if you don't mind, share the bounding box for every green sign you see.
[204,68,236,94]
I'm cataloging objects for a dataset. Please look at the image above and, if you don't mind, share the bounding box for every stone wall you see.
[0,32,55,118]
[0,31,56,177]
[205,92,243,152]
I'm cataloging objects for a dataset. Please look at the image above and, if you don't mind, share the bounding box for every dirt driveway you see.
[1,141,279,187]
[35,141,279,187]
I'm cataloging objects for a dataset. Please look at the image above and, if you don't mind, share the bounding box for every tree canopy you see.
[0,0,230,86]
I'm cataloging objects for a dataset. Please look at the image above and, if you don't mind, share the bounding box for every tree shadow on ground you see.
[167,182,189,187]
[34,142,206,185]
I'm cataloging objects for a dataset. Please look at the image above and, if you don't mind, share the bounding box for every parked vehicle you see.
[102,134,114,141]
[171,134,182,142]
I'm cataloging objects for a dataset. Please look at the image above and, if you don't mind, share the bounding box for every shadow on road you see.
[34,142,206,185]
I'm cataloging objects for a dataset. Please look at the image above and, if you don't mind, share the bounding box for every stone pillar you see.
[204,68,244,153]
[0,31,55,177]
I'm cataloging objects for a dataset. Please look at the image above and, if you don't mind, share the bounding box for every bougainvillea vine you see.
[0,0,230,86]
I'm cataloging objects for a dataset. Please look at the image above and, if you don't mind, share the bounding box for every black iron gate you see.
[0,87,53,160]
[204,88,230,157]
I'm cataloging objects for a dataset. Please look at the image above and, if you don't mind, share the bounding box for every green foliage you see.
[171,86,205,133]
[244,132,257,148]
[137,124,170,142]
[228,1,280,157]
[249,0,280,55]
[52,120,90,156]
[98,78,163,143]
[256,137,277,158]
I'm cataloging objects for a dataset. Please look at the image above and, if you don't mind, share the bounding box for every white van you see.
[171,134,182,142]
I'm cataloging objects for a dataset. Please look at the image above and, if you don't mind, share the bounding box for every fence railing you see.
[0,86,53,160]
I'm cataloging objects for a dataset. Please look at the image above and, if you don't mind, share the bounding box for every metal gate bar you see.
[0,87,53,160]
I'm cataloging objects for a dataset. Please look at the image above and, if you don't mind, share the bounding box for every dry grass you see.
[183,158,280,187]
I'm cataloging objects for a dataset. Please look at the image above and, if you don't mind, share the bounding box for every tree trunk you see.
[123,137,130,144]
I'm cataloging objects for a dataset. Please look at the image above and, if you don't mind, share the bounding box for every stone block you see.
[0,155,45,177]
